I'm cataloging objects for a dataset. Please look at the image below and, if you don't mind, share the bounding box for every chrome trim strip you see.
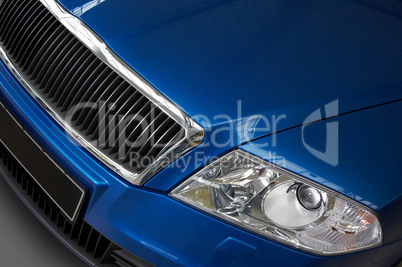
[0,0,204,186]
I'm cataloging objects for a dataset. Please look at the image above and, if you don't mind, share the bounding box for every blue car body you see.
[0,0,401,266]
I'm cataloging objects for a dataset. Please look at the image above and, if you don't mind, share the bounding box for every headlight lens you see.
[170,150,382,255]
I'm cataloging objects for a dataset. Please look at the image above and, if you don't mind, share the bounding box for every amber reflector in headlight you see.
[170,150,382,255]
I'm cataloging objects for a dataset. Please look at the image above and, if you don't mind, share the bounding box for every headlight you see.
[170,150,382,255]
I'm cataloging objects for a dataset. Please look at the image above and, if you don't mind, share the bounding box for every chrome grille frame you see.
[0,0,204,186]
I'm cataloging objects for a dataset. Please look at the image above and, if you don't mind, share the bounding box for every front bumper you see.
[0,57,401,267]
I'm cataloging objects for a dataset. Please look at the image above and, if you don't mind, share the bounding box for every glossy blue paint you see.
[215,237,257,260]
[0,0,401,265]
[2,55,402,264]
[55,0,402,190]
[2,52,402,265]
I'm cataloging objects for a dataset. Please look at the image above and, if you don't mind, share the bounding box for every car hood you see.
[57,0,402,140]
[53,0,402,213]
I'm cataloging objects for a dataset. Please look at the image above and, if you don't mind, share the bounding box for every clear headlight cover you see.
[170,150,382,255]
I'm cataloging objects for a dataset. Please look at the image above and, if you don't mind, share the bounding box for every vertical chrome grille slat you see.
[30,25,69,81]
[111,96,151,154]
[75,70,117,130]
[0,0,24,36]
[8,2,43,55]
[59,55,100,112]
[86,78,127,139]
[71,68,113,128]
[39,37,78,90]
[51,49,92,102]
[21,18,58,71]
[27,23,65,76]
[96,88,140,145]
[142,117,175,158]
[66,63,110,116]
[2,0,37,49]
[136,112,170,159]
[56,53,97,108]
[116,103,157,160]
[89,82,132,140]
[43,40,81,94]
[13,7,49,62]
[3,1,30,44]
[0,0,8,13]
[105,92,151,153]
[120,104,159,158]
[154,124,185,159]
[34,31,73,85]
[145,120,177,162]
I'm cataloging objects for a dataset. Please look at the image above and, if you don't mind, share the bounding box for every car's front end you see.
[0,0,402,266]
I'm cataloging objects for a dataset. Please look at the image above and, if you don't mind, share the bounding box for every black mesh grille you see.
[0,140,150,266]
[0,0,185,174]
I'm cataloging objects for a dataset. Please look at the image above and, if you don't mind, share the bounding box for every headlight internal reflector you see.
[171,150,382,255]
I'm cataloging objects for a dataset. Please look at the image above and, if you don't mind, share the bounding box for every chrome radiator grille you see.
[0,0,203,185]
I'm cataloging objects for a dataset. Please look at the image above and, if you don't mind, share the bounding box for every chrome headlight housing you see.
[171,150,382,255]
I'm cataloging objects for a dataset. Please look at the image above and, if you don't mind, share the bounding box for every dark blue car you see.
[0,0,401,266]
